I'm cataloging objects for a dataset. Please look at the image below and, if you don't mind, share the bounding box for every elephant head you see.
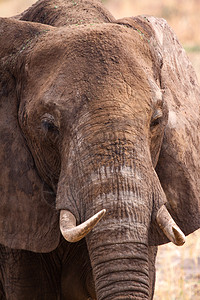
[0,1,200,299]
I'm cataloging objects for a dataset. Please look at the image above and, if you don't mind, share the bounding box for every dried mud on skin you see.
[0,1,200,299]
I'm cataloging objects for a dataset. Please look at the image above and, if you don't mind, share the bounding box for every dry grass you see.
[0,1,200,299]
[155,229,200,299]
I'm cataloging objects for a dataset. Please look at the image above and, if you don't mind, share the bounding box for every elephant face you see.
[0,6,200,300]
[19,24,167,205]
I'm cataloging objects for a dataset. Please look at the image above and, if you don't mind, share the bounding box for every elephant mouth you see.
[59,205,185,246]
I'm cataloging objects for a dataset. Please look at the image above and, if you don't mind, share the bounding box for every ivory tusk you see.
[60,209,106,243]
[156,205,186,246]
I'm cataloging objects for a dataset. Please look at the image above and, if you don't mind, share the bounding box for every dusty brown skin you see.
[0,1,200,299]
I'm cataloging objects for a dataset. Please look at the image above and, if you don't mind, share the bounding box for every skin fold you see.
[0,1,200,299]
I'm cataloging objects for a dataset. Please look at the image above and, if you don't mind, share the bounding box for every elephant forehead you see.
[23,23,154,108]
[26,23,153,80]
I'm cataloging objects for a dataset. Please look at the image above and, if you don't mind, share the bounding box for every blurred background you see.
[0,0,200,299]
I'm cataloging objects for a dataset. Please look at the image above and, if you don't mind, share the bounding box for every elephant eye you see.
[41,114,59,136]
[151,109,163,128]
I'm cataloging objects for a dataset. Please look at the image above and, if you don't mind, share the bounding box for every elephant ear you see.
[144,16,200,238]
[0,17,60,252]
[116,16,200,242]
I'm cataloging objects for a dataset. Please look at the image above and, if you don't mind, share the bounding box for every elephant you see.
[0,0,200,299]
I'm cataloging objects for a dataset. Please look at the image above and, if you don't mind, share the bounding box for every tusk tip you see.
[99,209,106,216]
[156,205,186,247]
[60,208,106,243]
[91,208,106,224]
[172,226,186,246]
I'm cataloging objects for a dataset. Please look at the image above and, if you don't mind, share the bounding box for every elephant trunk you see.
[86,222,150,300]
[58,156,154,298]
[83,169,153,300]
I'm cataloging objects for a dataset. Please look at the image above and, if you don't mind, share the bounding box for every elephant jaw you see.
[59,209,106,242]
[59,205,185,246]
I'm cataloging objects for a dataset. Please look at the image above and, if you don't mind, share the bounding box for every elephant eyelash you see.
[150,109,163,127]
[41,114,60,136]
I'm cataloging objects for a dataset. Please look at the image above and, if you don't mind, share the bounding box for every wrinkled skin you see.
[0,1,200,299]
